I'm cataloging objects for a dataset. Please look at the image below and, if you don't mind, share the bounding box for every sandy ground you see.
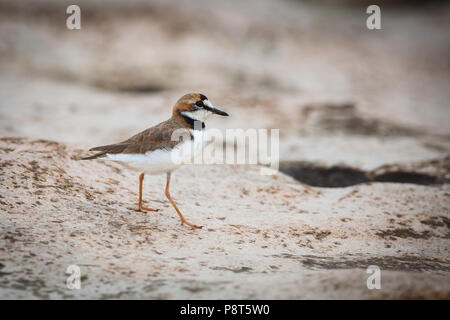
[1,138,449,299]
[0,0,449,299]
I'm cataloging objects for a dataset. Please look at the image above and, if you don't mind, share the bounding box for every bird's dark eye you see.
[195,100,204,108]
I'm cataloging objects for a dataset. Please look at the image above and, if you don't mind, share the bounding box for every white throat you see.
[181,109,212,122]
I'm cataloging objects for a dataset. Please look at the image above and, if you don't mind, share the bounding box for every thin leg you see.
[165,172,202,229]
[138,173,159,213]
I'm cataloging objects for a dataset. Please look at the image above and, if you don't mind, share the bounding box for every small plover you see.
[82,93,229,229]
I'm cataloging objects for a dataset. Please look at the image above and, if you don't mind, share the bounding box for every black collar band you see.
[181,114,205,130]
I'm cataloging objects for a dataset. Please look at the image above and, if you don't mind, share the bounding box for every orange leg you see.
[138,173,159,213]
[165,172,202,229]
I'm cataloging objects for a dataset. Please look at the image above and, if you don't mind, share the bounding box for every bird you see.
[81,93,229,229]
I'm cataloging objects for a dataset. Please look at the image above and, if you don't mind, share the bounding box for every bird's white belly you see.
[105,129,207,175]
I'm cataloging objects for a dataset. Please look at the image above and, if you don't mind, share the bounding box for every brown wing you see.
[81,118,191,160]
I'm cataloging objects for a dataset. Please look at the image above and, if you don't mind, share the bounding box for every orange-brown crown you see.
[172,93,208,115]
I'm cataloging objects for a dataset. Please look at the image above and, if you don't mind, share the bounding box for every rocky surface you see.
[0,138,449,299]
[0,0,449,299]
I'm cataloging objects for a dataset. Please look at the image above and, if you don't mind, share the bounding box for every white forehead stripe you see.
[203,99,214,108]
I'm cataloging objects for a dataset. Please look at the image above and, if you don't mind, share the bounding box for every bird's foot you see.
[138,205,159,213]
[181,219,203,229]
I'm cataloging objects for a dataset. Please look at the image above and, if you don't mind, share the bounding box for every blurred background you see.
[0,0,450,301]
[0,0,449,182]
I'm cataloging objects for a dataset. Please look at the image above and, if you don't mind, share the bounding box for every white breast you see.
[105,129,207,175]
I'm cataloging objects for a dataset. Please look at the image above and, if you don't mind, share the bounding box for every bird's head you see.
[173,93,229,122]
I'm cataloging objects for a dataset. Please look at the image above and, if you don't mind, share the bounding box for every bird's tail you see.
[80,143,128,160]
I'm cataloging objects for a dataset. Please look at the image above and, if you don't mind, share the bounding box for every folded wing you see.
[81,119,191,160]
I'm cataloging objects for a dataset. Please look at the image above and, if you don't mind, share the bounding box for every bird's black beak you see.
[211,107,229,116]
[203,99,229,116]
